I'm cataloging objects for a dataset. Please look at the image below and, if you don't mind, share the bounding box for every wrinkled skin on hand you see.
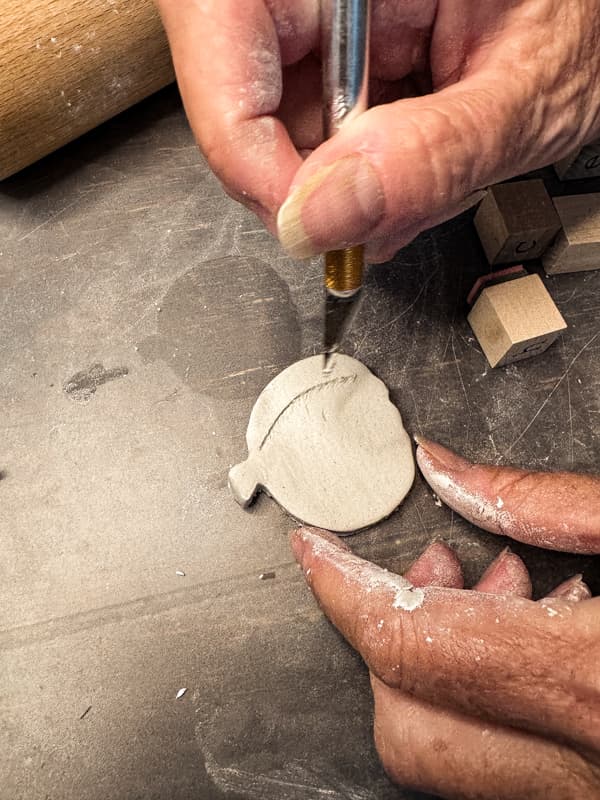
[291,527,600,799]
[288,438,600,798]
[155,0,600,262]
[416,438,600,554]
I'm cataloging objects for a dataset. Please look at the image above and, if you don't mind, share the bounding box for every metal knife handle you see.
[321,0,370,297]
[321,0,370,137]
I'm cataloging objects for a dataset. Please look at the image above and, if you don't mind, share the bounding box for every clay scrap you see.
[228,355,414,533]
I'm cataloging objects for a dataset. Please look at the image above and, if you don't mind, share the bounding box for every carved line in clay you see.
[258,373,358,450]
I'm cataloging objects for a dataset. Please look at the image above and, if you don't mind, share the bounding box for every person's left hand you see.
[290,444,600,799]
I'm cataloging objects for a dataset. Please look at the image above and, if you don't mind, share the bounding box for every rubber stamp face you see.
[228,355,415,533]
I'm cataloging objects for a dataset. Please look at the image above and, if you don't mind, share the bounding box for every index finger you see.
[416,438,600,554]
[291,527,599,756]
[156,0,317,224]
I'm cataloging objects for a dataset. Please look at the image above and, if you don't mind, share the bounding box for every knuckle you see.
[367,612,421,692]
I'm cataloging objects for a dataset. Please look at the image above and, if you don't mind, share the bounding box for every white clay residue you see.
[301,530,425,613]
[420,459,510,535]
[538,599,573,620]
[392,585,425,611]
[418,447,580,551]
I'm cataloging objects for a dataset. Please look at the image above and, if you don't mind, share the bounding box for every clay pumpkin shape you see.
[228,355,415,532]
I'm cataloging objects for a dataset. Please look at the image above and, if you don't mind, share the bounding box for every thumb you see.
[276,77,527,262]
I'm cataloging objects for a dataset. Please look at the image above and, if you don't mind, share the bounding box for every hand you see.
[155,1,600,262]
[415,438,600,555]
[291,529,600,799]
[290,440,600,798]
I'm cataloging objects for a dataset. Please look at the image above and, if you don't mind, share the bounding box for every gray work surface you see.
[1,86,599,800]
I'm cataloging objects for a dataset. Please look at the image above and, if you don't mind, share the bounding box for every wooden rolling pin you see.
[0,0,174,180]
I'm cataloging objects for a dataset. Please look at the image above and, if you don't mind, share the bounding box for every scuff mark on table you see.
[63,362,129,401]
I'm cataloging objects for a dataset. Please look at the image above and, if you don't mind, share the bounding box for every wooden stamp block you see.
[474,179,561,264]
[543,193,600,274]
[554,140,600,180]
[466,265,527,306]
[467,274,567,368]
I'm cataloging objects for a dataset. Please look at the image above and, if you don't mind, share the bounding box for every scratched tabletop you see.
[1,87,599,800]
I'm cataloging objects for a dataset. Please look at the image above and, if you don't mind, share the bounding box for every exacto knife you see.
[321,0,370,371]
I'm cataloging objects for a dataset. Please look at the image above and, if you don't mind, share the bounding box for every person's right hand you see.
[155,0,600,262]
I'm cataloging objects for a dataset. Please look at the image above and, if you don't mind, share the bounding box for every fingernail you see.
[277,155,385,258]
[546,574,592,603]
[416,438,470,475]
[475,548,532,598]
[289,529,307,565]
[404,541,464,589]
[290,526,350,567]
